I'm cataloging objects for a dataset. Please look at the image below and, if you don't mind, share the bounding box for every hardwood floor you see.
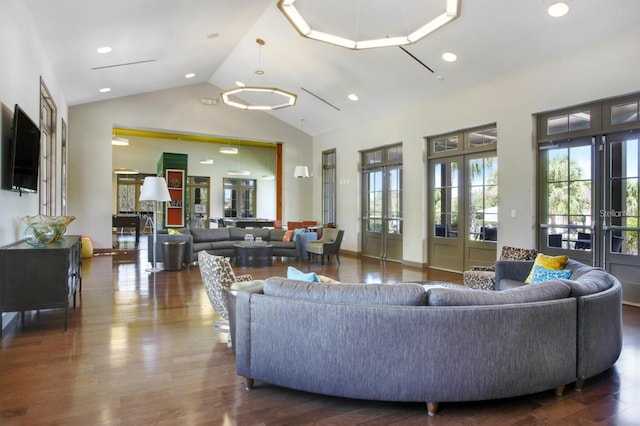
[1,245,639,425]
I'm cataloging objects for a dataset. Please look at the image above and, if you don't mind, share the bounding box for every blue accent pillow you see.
[530,265,572,284]
[287,266,319,283]
[292,228,306,242]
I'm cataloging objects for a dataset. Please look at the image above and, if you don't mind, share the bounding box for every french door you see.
[603,130,640,303]
[429,152,498,272]
[361,145,403,262]
[538,131,640,304]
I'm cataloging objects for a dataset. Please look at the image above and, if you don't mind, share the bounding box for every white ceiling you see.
[24,0,640,136]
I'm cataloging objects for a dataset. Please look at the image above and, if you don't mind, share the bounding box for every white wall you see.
[313,29,640,266]
[69,83,312,249]
[0,0,68,246]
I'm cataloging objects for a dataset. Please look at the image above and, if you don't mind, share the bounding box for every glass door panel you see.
[604,131,640,303]
[429,156,463,271]
[538,139,594,264]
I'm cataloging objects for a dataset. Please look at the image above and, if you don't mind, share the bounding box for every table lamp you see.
[139,176,172,272]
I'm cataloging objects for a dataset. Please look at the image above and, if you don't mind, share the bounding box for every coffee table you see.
[233,243,273,267]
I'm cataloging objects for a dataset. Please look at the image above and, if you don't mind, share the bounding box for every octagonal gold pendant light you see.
[277,0,461,50]
[220,38,297,110]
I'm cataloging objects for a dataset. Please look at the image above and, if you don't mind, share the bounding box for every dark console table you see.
[112,214,140,244]
[0,235,82,336]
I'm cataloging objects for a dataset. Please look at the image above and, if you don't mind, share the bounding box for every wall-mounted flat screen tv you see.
[7,104,41,194]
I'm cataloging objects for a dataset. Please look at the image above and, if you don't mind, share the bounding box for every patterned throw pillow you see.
[525,253,569,283]
[168,228,182,235]
[287,266,319,283]
[530,265,572,284]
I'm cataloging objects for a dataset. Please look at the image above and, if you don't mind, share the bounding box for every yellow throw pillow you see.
[318,275,340,284]
[168,228,182,235]
[525,253,569,283]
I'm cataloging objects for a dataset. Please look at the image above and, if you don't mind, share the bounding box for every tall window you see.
[322,149,336,225]
[116,173,155,213]
[540,143,592,249]
[60,118,67,215]
[39,78,57,215]
[468,156,498,241]
[223,178,256,218]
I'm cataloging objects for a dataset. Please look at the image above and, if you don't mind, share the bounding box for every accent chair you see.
[462,246,538,290]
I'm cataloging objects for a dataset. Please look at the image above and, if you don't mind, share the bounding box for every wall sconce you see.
[294,166,310,178]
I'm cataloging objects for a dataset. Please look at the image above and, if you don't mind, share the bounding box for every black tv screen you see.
[9,104,41,193]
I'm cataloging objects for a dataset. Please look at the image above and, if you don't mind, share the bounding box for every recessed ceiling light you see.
[548,2,569,17]
[442,51,458,62]
[348,93,359,101]
[99,87,111,93]
[199,159,214,164]
[97,46,112,54]
[185,73,196,79]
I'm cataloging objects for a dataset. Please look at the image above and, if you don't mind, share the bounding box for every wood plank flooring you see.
[1,246,639,425]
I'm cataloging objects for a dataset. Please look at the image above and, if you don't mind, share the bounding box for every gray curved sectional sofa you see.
[148,227,302,264]
[229,259,622,415]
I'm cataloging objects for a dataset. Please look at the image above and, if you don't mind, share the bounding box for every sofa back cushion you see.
[229,227,270,241]
[427,280,570,306]
[270,229,287,241]
[263,278,427,306]
[559,268,617,296]
[191,228,229,242]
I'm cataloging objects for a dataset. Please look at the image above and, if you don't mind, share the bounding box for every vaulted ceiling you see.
[24,0,640,136]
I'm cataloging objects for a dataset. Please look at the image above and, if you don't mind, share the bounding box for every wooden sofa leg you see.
[245,378,254,390]
[554,385,565,396]
[575,378,584,391]
[426,401,439,416]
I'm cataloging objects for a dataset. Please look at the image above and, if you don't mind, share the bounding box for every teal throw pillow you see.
[530,265,572,284]
[292,228,306,242]
[287,266,319,283]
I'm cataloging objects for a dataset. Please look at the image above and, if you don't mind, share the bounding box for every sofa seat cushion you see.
[498,279,526,290]
[210,240,236,250]
[263,278,427,306]
[193,242,213,252]
[559,268,616,296]
[191,228,229,242]
[269,241,296,249]
[427,280,571,306]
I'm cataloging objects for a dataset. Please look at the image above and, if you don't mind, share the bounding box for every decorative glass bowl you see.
[24,222,55,247]
[22,215,76,243]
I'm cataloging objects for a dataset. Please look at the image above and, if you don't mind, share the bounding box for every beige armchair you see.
[306,228,344,265]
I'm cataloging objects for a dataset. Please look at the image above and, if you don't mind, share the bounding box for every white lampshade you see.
[139,177,172,202]
[294,166,310,178]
